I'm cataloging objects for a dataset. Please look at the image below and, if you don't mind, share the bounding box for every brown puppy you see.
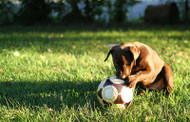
[105,42,173,96]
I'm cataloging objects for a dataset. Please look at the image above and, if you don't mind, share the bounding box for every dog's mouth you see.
[116,68,130,76]
[116,71,130,81]
[123,77,130,85]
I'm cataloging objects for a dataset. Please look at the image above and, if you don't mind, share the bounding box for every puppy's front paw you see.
[128,76,138,88]
[128,81,137,88]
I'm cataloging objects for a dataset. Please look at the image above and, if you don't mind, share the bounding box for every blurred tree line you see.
[0,0,189,26]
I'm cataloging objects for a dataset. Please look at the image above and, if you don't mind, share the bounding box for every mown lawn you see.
[0,25,189,121]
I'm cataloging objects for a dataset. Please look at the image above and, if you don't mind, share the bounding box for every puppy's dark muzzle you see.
[123,77,129,84]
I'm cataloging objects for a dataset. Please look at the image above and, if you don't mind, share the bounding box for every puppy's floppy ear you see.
[104,48,113,62]
[129,46,140,65]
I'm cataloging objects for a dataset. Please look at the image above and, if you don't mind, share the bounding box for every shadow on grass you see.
[0,80,101,111]
[0,80,169,111]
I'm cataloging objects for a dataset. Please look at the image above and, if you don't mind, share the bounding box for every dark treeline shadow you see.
[0,23,190,33]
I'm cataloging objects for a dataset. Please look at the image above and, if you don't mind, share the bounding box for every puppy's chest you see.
[131,66,141,75]
[131,65,143,74]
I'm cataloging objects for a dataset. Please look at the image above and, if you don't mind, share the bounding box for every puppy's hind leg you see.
[163,63,174,93]
[145,64,173,97]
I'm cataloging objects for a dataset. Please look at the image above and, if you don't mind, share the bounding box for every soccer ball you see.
[97,76,133,109]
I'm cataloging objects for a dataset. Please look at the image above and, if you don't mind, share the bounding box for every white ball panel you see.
[102,86,118,102]
[120,86,133,103]
[109,76,124,84]
[97,79,106,90]
[108,75,117,80]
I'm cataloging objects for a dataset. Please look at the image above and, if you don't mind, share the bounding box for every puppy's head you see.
[105,43,140,80]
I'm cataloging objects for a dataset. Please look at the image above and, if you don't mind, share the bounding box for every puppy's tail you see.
[104,49,112,62]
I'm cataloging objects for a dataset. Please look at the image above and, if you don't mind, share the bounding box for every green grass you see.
[0,25,189,121]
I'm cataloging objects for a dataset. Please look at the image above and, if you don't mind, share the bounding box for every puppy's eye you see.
[124,62,129,67]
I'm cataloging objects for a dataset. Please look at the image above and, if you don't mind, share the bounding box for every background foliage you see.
[0,0,14,25]
[16,0,51,25]
[1,0,189,25]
